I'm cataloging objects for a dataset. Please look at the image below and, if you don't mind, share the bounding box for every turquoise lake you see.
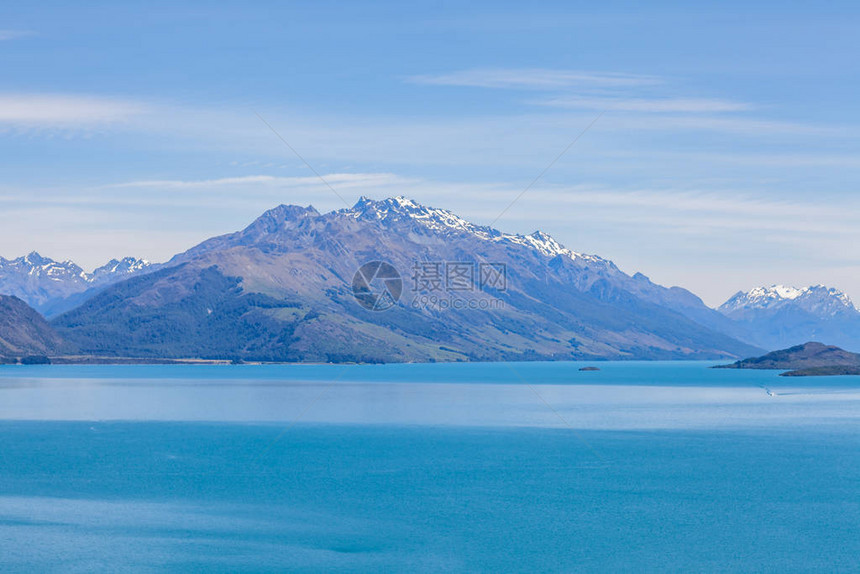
[0,362,858,572]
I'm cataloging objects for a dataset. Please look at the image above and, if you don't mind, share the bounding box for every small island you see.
[715,342,860,377]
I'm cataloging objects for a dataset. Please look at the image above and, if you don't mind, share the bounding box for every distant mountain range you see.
[0,253,153,317]
[718,284,860,351]
[720,284,856,317]
[0,196,857,362]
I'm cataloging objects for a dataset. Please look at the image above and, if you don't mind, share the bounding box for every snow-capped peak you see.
[388,195,420,209]
[0,253,152,285]
[525,231,568,255]
[345,196,605,264]
[0,252,156,314]
[92,257,151,279]
[719,284,857,317]
[497,230,600,263]
[755,285,806,300]
[348,196,480,233]
[24,251,49,266]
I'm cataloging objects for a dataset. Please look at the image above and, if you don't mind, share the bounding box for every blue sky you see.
[2,0,859,305]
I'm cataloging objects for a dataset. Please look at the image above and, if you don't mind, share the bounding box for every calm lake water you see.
[0,362,858,572]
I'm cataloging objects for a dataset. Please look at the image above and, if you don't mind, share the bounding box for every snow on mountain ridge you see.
[346,196,605,264]
[750,285,805,301]
[720,284,857,316]
[0,252,154,314]
[92,257,152,280]
[0,252,150,284]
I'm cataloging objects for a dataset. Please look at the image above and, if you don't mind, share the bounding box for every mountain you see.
[91,257,152,283]
[0,295,66,361]
[52,196,760,363]
[716,342,860,376]
[718,285,860,352]
[720,285,856,317]
[0,252,153,317]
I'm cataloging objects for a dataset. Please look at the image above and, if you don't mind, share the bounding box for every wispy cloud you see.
[106,173,411,190]
[0,94,147,126]
[0,30,33,41]
[519,186,857,227]
[537,96,751,113]
[411,67,754,116]
[599,114,845,136]
[409,68,659,90]
[97,174,860,239]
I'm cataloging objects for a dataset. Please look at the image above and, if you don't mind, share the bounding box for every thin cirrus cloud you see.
[409,68,660,89]
[411,67,752,115]
[103,172,857,236]
[521,186,854,224]
[0,94,148,126]
[536,96,752,113]
[0,30,33,41]
[105,173,412,191]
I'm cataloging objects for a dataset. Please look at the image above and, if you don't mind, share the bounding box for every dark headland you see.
[715,342,860,377]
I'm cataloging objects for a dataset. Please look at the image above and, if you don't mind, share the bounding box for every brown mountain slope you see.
[0,295,65,359]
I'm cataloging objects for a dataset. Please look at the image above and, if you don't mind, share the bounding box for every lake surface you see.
[0,362,858,572]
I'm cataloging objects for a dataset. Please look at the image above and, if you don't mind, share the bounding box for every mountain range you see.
[48,197,758,362]
[718,284,860,351]
[0,196,857,362]
[0,253,152,317]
